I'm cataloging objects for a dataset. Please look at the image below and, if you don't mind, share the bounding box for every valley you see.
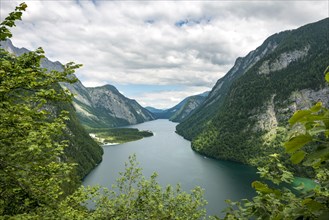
[1,2,328,218]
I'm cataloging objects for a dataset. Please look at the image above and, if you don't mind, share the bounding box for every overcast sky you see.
[1,0,328,108]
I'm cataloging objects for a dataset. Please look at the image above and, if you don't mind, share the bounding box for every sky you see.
[1,0,328,109]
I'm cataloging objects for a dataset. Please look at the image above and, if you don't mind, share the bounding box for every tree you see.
[223,67,329,219]
[0,2,81,215]
[50,155,207,220]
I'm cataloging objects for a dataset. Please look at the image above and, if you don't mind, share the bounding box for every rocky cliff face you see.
[61,81,155,129]
[0,39,29,55]
[83,85,155,128]
[258,46,310,75]
[176,18,329,165]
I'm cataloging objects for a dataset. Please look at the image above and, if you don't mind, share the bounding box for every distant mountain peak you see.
[147,91,209,122]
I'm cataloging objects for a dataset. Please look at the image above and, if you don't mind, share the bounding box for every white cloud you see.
[1,0,328,108]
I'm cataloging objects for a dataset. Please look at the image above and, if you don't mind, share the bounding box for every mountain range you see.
[146,91,209,122]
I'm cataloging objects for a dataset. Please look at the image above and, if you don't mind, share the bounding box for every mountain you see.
[146,91,209,122]
[170,92,209,122]
[0,39,103,178]
[61,82,155,129]
[145,106,165,114]
[176,18,329,167]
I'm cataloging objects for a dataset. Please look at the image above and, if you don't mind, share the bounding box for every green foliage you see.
[84,154,207,220]
[7,155,207,219]
[222,68,329,219]
[0,3,27,41]
[285,100,329,167]
[0,3,85,215]
[1,3,103,180]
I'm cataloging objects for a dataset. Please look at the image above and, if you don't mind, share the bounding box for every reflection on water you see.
[83,119,258,216]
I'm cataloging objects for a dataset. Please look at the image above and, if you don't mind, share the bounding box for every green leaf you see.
[18,2,28,11]
[290,151,306,164]
[251,181,273,194]
[303,146,329,167]
[302,198,323,211]
[289,110,312,125]
[284,134,312,154]
[309,126,326,136]
[325,130,329,138]
[310,102,322,112]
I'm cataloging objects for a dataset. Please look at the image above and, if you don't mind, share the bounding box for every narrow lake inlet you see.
[83,119,258,217]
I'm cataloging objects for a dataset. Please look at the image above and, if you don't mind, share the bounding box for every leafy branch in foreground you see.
[0,2,82,216]
[0,2,27,41]
[223,67,329,220]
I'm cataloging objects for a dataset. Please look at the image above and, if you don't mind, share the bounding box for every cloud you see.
[1,0,327,108]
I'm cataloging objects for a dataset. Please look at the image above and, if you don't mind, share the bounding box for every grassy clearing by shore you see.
[88,128,153,145]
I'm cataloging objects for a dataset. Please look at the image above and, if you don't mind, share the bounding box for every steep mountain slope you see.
[56,95,104,178]
[176,30,289,140]
[60,83,155,129]
[176,18,329,165]
[1,40,103,178]
[170,92,209,122]
[146,92,209,122]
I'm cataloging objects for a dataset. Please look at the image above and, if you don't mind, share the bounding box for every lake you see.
[83,119,259,217]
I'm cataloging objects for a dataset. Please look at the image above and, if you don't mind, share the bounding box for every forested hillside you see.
[56,96,103,177]
[176,28,290,140]
[177,18,329,169]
